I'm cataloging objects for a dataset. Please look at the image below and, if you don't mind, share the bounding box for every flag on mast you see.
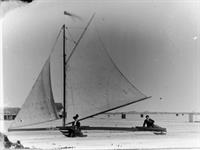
[64,11,82,20]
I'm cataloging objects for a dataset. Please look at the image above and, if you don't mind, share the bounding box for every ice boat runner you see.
[8,12,166,136]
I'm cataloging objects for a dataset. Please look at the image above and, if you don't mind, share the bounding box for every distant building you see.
[0,103,63,120]
[0,107,20,120]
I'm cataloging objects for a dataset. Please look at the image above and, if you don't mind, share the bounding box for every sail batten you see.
[9,57,58,129]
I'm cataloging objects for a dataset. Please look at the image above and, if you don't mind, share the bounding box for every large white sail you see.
[65,28,147,123]
[8,19,148,130]
[9,57,59,129]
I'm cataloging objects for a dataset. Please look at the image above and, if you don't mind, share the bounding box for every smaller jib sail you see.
[9,57,58,129]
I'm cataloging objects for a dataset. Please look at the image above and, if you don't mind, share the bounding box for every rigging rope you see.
[66,27,77,44]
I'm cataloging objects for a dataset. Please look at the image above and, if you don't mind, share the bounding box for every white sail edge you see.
[97,33,147,97]
[9,57,59,129]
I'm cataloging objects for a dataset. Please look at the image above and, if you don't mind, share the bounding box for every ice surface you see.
[1,114,200,149]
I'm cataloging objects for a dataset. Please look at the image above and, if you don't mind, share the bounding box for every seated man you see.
[68,114,83,137]
[73,114,80,130]
[143,115,155,128]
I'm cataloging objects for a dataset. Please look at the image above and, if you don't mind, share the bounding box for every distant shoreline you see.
[106,111,200,115]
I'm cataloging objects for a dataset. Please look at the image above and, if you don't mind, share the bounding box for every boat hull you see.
[8,125,167,134]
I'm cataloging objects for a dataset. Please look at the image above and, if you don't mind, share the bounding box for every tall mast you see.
[62,24,66,127]
[62,13,95,127]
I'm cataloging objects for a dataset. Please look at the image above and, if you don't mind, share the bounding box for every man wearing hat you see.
[72,114,80,130]
[143,115,155,128]
[68,114,83,137]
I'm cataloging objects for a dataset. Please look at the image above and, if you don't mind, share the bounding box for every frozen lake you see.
[1,113,200,149]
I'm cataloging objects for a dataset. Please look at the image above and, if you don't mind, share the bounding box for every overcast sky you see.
[2,0,200,112]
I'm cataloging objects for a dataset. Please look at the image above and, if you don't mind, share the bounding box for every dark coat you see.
[143,118,155,127]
